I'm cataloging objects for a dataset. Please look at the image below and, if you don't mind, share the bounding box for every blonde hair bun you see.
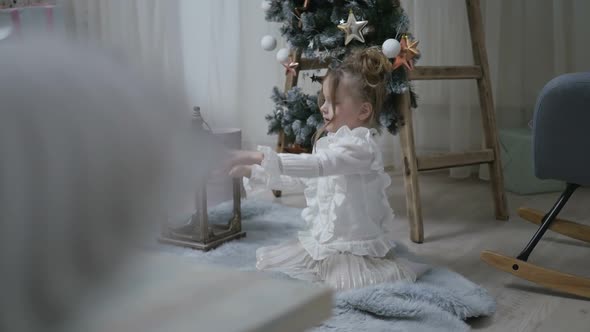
[344,47,392,86]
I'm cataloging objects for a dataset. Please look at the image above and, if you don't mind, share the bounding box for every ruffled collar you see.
[314,126,378,153]
[326,126,377,138]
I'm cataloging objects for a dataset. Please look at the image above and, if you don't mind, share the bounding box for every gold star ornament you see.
[337,10,368,45]
[392,35,420,71]
[402,34,420,59]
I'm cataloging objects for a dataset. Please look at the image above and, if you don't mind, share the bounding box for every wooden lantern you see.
[159,177,244,251]
[159,106,245,251]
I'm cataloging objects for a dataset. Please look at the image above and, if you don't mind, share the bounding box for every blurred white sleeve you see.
[243,146,306,193]
[243,138,375,194]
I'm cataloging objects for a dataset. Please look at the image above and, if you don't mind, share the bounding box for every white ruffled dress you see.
[245,126,425,290]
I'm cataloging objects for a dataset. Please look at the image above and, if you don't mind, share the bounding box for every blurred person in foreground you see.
[0,37,215,331]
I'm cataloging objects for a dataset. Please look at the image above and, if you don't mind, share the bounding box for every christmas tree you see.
[262,0,419,149]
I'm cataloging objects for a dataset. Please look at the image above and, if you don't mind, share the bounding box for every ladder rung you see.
[299,61,483,82]
[417,149,494,171]
[299,58,328,71]
[409,66,482,80]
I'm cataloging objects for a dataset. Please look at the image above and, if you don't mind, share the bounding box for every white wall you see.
[182,0,282,149]
[181,0,244,128]
[236,1,286,150]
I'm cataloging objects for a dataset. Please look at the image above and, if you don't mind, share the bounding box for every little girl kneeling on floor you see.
[228,47,428,290]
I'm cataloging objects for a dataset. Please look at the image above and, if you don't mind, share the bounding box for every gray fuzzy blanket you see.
[160,200,495,331]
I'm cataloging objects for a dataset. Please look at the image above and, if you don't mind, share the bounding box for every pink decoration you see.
[282,59,299,76]
[45,5,52,31]
[10,9,20,36]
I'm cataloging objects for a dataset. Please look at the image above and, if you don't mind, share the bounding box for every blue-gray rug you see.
[159,200,495,332]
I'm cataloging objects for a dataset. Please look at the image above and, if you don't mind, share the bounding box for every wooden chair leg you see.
[480,184,589,299]
[398,91,424,243]
[481,250,590,299]
[466,0,508,221]
[518,207,590,243]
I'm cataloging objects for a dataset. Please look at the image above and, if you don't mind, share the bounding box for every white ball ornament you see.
[382,38,401,58]
[261,35,277,51]
[261,0,271,11]
[0,26,12,41]
[276,48,290,63]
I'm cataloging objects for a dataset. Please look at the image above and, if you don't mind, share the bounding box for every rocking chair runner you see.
[481,72,590,298]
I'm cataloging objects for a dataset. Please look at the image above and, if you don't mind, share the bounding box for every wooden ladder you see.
[275,0,509,243]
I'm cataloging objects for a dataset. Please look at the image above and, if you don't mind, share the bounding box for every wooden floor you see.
[257,171,590,332]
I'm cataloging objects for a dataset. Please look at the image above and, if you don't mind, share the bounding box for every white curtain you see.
[59,0,272,146]
[211,0,590,171]
[181,0,240,129]
[181,0,285,146]
[60,0,590,169]
[399,0,590,178]
[61,0,185,101]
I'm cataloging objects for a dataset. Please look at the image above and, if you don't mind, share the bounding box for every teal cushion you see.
[500,128,565,195]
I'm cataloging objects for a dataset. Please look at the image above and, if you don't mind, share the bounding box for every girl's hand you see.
[229,165,253,178]
[223,150,264,171]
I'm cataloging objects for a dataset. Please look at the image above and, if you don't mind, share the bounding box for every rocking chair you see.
[481,72,590,298]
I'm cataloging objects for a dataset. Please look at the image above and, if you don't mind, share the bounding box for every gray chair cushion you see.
[533,72,590,186]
